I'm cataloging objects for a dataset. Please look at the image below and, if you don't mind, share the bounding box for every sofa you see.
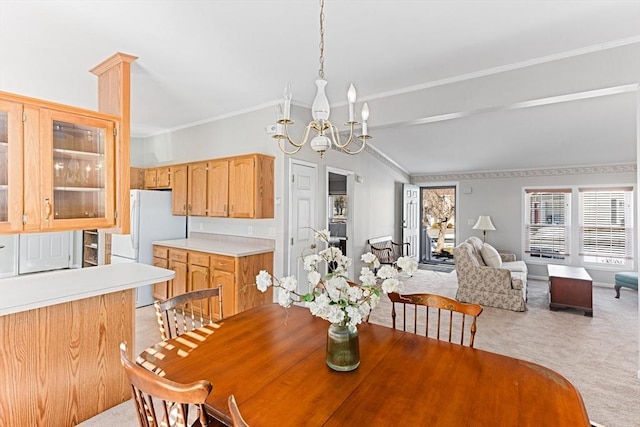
[454,236,528,312]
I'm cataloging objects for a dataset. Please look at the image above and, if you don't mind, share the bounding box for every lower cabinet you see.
[152,244,273,318]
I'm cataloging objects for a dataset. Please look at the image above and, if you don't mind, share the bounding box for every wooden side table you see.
[547,264,593,316]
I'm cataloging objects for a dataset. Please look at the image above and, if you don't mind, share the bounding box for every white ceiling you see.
[1,0,638,175]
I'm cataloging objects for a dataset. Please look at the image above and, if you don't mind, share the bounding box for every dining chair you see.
[388,292,483,347]
[228,395,250,427]
[119,342,213,427]
[155,287,223,340]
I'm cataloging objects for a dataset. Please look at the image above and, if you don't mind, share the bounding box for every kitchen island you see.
[0,263,174,426]
[152,235,274,317]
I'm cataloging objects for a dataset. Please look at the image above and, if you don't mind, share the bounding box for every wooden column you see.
[90,52,137,234]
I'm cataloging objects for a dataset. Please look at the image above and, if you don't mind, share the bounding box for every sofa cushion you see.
[481,243,502,268]
[503,261,528,274]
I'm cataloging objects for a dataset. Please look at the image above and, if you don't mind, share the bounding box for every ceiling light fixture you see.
[273,0,371,157]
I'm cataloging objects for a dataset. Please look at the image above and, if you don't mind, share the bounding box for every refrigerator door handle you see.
[131,197,140,250]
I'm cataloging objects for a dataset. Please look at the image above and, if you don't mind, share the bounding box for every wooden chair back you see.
[367,236,410,267]
[119,342,213,427]
[155,287,223,341]
[388,292,483,347]
[228,394,250,427]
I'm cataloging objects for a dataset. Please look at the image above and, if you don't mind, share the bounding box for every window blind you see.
[579,188,634,265]
[524,190,571,259]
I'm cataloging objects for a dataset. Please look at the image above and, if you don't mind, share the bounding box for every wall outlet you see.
[268,227,276,237]
[468,219,475,226]
[198,223,203,231]
[247,226,253,235]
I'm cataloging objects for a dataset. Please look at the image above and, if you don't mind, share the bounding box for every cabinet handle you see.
[44,198,52,221]
[224,204,227,213]
[183,204,186,212]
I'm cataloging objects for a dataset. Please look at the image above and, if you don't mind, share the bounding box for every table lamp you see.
[473,215,496,242]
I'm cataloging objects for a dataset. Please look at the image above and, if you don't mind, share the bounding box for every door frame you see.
[420,182,459,263]
[287,158,318,278]
[326,166,355,279]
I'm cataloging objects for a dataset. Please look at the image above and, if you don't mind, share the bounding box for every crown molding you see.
[411,163,637,183]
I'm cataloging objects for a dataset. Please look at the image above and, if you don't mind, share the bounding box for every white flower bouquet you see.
[256,229,418,328]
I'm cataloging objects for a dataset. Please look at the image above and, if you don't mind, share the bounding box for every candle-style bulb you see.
[361,103,369,121]
[347,84,356,103]
[283,83,292,120]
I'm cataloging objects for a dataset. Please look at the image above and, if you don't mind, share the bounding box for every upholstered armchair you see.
[454,237,527,312]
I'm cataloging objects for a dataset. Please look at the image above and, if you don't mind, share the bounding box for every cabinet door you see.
[156,167,171,188]
[40,108,117,230]
[0,99,24,232]
[152,256,170,300]
[171,165,188,215]
[211,269,234,320]
[228,157,255,218]
[207,159,229,217]
[169,259,188,297]
[188,162,208,216]
[144,169,157,189]
[189,263,210,316]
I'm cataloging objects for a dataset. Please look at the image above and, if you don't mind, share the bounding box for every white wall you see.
[135,104,409,279]
[417,167,636,284]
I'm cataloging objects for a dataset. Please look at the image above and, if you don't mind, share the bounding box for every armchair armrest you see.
[498,251,516,262]
[511,278,523,290]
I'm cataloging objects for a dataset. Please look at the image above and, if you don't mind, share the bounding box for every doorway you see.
[326,167,354,278]
[421,186,456,265]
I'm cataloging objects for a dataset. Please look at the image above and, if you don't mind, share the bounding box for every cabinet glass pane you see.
[52,120,106,219]
[0,111,8,222]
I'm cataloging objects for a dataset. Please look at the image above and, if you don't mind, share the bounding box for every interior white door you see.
[19,231,72,274]
[289,161,317,296]
[402,184,420,260]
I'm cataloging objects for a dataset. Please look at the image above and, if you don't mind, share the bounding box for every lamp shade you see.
[473,215,496,231]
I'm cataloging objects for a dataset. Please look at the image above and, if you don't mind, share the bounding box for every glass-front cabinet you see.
[0,92,120,233]
[0,99,23,233]
[40,109,116,230]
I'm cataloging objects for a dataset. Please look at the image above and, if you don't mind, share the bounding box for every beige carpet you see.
[367,269,639,427]
[81,270,639,427]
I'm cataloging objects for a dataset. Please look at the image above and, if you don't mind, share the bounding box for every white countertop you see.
[153,238,274,257]
[0,263,174,316]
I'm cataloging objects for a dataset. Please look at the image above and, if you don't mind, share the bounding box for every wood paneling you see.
[0,290,134,426]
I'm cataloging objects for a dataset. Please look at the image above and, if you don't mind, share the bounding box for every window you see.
[579,187,634,267]
[524,189,571,260]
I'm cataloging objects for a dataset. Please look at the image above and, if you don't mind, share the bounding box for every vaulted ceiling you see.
[1,1,638,175]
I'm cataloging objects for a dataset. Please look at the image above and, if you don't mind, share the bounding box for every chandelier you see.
[273,0,371,157]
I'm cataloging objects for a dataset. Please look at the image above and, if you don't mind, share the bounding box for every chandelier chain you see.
[318,0,325,79]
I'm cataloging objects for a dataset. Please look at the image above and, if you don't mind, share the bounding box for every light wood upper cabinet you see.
[145,166,171,189]
[0,92,121,233]
[40,108,117,231]
[144,169,157,189]
[207,159,229,217]
[188,162,208,216]
[0,99,24,233]
[147,153,273,219]
[171,164,188,215]
[228,154,274,219]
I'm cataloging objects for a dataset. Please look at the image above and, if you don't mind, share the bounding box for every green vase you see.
[326,323,360,372]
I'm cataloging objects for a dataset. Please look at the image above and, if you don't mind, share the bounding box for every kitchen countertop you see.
[0,263,174,316]
[153,238,274,257]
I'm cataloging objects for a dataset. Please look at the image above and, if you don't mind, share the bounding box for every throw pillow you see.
[481,243,502,268]
[467,236,484,252]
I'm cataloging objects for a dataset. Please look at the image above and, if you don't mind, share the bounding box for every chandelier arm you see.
[281,122,310,148]
[339,138,367,155]
[332,123,356,149]
[277,137,303,155]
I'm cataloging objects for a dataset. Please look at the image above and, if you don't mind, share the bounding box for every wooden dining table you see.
[137,303,590,426]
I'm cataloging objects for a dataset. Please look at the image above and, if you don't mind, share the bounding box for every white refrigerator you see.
[110,190,187,307]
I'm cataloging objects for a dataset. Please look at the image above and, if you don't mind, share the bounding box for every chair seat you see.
[614,272,638,288]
